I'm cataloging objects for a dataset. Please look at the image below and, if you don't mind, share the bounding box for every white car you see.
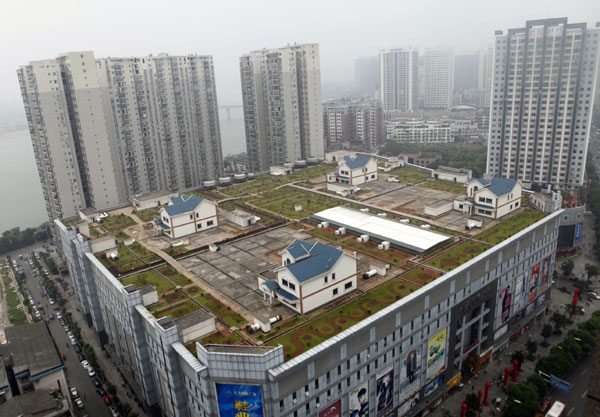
[56,312,62,319]
[70,337,77,345]
[64,326,69,332]
[74,397,84,409]
[87,367,96,377]
[29,299,35,305]
[81,360,89,368]
[589,292,600,300]
[49,299,55,305]
[70,386,78,398]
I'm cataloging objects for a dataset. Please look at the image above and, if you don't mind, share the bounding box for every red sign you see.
[319,399,342,417]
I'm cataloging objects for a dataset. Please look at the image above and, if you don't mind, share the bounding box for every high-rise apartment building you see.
[323,98,384,151]
[479,45,494,107]
[454,53,479,91]
[354,56,379,98]
[18,52,223,223]
[379,48,419,113]
[240,44,324,172]
[486,18,600,188]
[422,49,454,109]
[18,52,126,222]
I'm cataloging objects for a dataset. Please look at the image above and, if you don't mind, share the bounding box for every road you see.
[12,245,112,417]
[545,353,593,417]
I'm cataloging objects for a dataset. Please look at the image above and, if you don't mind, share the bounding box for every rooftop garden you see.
[194,292,247,327]
[201,330,243,345]
[475,210,547,244]
[96,214,136,241]
[121,269,174,294]
[268,278,417,360]
[252,187,344,219]
[387,167,431,183]
[97,242,160,275]
[152,299,201,320]
[134,206,161,223]
[400,266,443,286]
[427,240,491,271]
[419,179,467,194]
[215,164,332,198]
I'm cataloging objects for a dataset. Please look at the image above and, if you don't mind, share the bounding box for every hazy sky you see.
[1,0,598,111]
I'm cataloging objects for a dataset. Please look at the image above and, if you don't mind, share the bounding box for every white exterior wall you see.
[424,202,453,217]
[434,171,469,183]
[178,319,216,344]
[160,201,218,239]
[338,159,378,185]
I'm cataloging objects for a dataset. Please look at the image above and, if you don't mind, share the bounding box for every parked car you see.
[103,394,112,405]
[70,387,78,398]
[70,337,77,345]
[96,387,107,397]
[49,314,54,320]
[74,344,82,353]
[109,406,119,417]
[93,378,102,388]
[77,353,85,362]
[87,367,96,377]
[589,291,600,300]
[56,312,62,319]
[75,398,84,409]
[81,360,89,368]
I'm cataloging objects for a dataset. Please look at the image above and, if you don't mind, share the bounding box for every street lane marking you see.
[583,390,589,399]
[582,369,588,376]
[568,407,575,416]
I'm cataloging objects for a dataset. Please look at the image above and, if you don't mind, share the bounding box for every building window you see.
[324,276,328,284]
[332,273,336,280]
[344,282,352,290]
[207,220,214,226]
[289,282,296,291]
[333,288,338,296]
[282,279,289,287]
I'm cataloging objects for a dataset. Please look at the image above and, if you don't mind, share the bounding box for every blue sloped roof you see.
[163,195,203,217]
[287,241,343,283]
[470,177,517,197]
[262,280,279,291]
[487,177,518,197]
[277,288,299,302]
[286,239,316,260]
[343,155,371,170]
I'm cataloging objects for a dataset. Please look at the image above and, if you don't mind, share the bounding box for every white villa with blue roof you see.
[258,240,358,314]
[453,177,522,219]
[153,194,218,239]
[327,155,378,186]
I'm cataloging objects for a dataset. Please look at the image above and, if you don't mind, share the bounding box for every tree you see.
[561,260,575,277]
[541,324,553,345]
[551,312,569,334]
[526,374,548,399]
[107,382,117,396]
[585,263,600,280]
[511,350,525,369]
[526,340,538,357]
[464,393,480,417]
[505,383,539,417]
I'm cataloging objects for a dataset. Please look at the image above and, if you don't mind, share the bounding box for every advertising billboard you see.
[528,263,540,303]
[426,328,447,382]
[215,383,264,417]
[400,347,422,401]
[397,392,420,417]
[319,399,342,417]
[376,366,394,417]
[424,375,444,397]
[540,256,551,293]
[494,284,512,328]
[574,222,583,244]
[512,274,524,313]
[349,381,369,417]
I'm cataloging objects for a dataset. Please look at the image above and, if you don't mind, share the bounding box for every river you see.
[0,108,246,234]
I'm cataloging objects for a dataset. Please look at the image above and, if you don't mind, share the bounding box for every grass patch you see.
[8,307,27,325]
[152,299,200,320]
[419,180,466,194]
[201,330,242,345]
[194,293,247,327]
[401,267,443,286]
[165,245,189,258]
[387,167,430,183]
[97,214,136,241]
[475,210,547,244]
[134,207,161,222]
[121,270,174,294]
[156,265,191,286]
[265,316,307,339]
[253,187,344,219]
[268,279,417,359]
[427,240,490,271]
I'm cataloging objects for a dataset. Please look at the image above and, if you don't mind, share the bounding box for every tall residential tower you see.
[379,48,419,113]
[18,51,223,223]
[486,18,600,188]
[422,48,454,109]
[240,44,324,172]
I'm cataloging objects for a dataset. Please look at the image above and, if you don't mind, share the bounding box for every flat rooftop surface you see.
[313,206,452,253]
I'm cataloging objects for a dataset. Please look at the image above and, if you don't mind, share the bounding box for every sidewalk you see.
[66,303,147,417]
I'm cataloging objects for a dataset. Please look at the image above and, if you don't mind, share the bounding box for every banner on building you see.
[574,222,583,244]
[319,399,342,417]
[397,392,420,417]
[400,347,422,400]
[426,328,447,382]
[376,366,394,417]
[349,381,369,417]
[424,375,444,397]
[540,256,551,293]
[215,383,264,417]
[494,284,512,328]
[512,274,524,313]
[528,263,540,303]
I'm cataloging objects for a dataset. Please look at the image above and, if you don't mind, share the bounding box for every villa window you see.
[333,288,338,296]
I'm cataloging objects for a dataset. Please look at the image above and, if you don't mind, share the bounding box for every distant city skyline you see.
[1,1,597,118]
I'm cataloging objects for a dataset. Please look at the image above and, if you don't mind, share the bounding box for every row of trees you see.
[378,143,488,177]
[585,156,600,259]
[0,223,50,255]
[505,311,600,417]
